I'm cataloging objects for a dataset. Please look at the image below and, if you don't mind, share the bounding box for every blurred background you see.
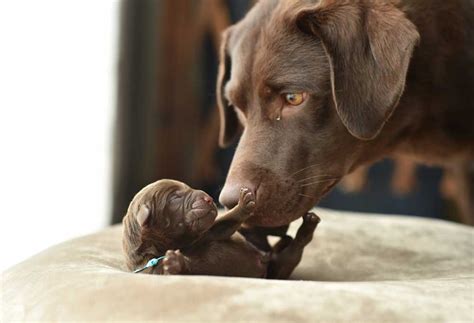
[0,0,464,272]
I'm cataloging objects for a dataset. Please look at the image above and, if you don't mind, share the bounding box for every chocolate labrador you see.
[217,0,474,225]
[122,179,319,278]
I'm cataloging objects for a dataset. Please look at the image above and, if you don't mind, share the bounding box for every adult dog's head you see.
[217,0,419,226]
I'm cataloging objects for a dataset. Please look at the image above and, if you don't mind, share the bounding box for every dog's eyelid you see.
[277,86,311,93]
[266,79,317,94]
[169,190,184,201]
[263,81,283,92]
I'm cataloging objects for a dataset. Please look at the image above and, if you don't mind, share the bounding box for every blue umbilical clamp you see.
[134,256,165,273]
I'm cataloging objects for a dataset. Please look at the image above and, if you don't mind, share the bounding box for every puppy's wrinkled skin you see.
[217,0,474,225]
[122,179,319,278]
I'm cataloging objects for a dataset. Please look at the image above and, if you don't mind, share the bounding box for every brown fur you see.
[217,0,474,225]
[122,179,319,278]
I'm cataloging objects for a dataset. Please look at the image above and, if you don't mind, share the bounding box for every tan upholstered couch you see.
[2,208,473,322]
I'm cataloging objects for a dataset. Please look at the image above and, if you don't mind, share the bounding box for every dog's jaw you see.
[242,174,341,227]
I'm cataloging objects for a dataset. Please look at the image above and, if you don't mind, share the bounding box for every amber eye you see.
[284,92,306,106]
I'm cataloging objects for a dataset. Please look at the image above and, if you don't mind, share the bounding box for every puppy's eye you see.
[284,92,306,106]
[169,193,183,202]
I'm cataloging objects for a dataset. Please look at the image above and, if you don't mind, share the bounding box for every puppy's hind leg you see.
[239,224,290,252]
[293,213,320,247]
[267,213,320,279]
[272,235,293,253]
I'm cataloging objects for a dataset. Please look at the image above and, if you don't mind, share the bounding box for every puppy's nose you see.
[202,195,213,205]
[192,194,214,208]
[219,182,256,209]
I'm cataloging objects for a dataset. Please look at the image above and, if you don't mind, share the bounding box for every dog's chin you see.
[244,179,340,227]
[186,207,217,233]
[244,209,304,227]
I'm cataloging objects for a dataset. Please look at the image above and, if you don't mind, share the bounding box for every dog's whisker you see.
[290,163,323,178]
[299,178,338,187]
[298,193,314,199]
[297,174,337,183]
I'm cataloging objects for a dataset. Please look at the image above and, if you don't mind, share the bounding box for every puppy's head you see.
[217,0,419,226]
[123,179,217,263]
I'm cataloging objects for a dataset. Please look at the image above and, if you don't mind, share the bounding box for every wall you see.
[0,0,119,271]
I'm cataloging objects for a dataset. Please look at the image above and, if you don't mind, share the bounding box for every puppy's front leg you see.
[267,213,320,279]
[149,250,190,275]
[205,188,255,240]
[239,224,290,252]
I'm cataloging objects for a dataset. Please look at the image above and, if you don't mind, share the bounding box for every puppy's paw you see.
[303,212,320,225]
[238,187,256,213]
[162,250,185,275]
[294,213,320,246]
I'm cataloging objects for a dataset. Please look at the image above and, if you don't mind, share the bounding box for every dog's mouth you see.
[311,178,340,202]
[297,177,341,215]
[186,205,217,233]
[244,177,341,227]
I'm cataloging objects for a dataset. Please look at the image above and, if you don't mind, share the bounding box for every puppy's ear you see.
[217,27,242,147]
[136,205,150,227]
[295,0,419,140]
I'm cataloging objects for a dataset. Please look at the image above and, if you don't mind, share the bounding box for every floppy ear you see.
[136,205,150,227]
[295,0,419,140]
[217,28,242,147]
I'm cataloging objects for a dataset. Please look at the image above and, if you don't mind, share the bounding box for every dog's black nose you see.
[219,182,255,209]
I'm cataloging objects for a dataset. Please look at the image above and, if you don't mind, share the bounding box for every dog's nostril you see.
[203,196,213,205]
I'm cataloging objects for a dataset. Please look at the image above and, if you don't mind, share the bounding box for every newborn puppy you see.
[122,179,319,279]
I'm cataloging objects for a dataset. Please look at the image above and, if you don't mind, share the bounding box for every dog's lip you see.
[242,177,341,227]
[299,178,340,207]
[320,178,340,196]
[189,209,216,232]
[301,176,341,197]
[191,207,217,218]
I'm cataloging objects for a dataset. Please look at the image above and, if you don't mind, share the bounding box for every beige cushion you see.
[2,208,473,322]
